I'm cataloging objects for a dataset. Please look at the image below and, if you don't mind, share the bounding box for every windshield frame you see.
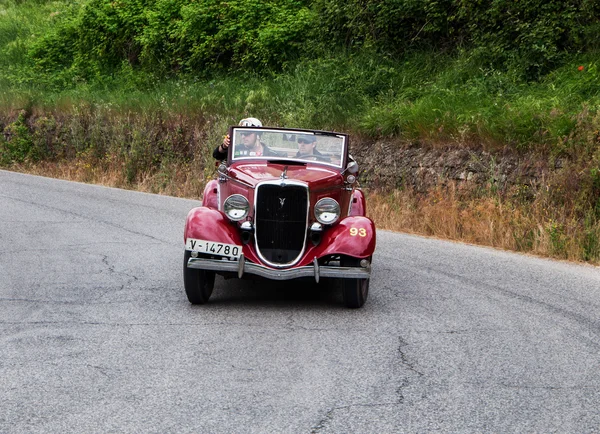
[227,126,348,169]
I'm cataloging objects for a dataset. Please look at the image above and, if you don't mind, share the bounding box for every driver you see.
[295,135,328,161]
[213,117,281,160]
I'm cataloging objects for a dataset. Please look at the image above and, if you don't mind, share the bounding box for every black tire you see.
[183,250,215,304]
[341,256,370,309]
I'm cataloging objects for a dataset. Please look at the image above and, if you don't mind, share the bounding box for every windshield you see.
[230,128,346,168]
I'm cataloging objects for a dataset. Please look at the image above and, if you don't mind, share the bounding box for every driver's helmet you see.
[239,117,262,127]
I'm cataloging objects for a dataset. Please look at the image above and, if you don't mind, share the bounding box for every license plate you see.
[185,238,242,259]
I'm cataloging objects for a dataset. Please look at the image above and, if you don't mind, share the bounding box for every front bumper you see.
[187,255,370,283]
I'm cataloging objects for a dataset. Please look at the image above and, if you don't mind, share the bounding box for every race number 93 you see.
[349,227,367,237]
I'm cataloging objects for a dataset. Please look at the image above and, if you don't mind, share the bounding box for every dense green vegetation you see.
[1,0,599,149]
[0,0,599,261]
[14,0,600,79]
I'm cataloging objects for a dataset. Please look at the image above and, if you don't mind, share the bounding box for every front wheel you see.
[183,250,215,304]
[341,256,370,308]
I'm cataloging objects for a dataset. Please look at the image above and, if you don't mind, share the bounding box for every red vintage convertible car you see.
[183,126,376,308]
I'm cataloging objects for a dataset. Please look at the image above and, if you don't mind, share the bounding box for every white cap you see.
[239,117,262,127]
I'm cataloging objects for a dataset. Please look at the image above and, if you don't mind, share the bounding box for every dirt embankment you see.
[351,139,555,194]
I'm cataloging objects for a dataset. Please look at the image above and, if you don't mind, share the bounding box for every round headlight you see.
[224,194,250,221]
[314,198,340,225]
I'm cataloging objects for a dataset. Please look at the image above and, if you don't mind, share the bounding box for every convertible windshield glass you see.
[231,128,345,168]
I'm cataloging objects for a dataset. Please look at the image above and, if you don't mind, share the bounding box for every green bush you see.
[457,0,600,79]
[0,111,36,163]
[29,0,315,79]
[315,0,600,78]
[142,0,314,73]
[20,0,600,81]
[29,0,147,83]
[311,0,458,52]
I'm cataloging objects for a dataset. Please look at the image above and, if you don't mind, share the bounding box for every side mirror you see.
[346,161,359,174]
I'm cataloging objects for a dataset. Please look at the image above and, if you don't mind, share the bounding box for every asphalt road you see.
[1,169,600,433]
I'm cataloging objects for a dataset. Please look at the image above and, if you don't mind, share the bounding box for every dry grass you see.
[367,184,600,265]
[10,158,212,198]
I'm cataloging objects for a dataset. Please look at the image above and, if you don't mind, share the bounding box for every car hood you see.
[229,162,344,189]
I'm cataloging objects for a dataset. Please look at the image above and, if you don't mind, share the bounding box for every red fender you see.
[349,189,366,216]
[299,216,376,265]
[184,207,263,264]
[184,207,240,244]
[202,180,219,209]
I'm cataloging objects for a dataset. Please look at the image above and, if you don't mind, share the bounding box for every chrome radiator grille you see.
[255,183,308,265]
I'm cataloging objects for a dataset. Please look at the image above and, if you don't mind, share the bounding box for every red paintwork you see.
[300,216,376,265]
[183,206,266,264]
[219,162,351,221]
[183,206,268,264]
[184,207,239,243]
[349,189,366,216]
[202,180,219,209]
[231,163,342,188]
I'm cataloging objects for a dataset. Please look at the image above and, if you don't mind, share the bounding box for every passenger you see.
[213,117,281,160]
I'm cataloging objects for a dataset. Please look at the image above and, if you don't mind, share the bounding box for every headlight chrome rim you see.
[314,197,341,225]
[224,194,250,221]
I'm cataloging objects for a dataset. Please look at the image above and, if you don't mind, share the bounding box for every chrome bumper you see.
[186,255,370,283]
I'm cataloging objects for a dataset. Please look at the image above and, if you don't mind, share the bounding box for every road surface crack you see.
[396,337,424,405]
[101,254,139,282]
[310,401,400,433]
[86,364,113,378]
[397,337,424,376]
